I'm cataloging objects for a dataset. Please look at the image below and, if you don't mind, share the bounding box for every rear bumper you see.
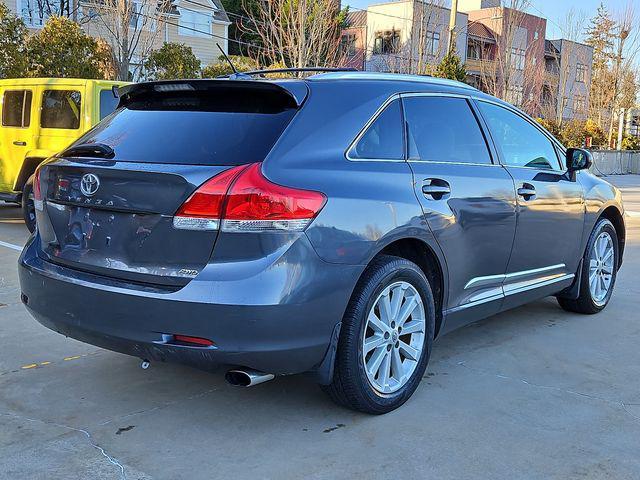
[18,236,362,375]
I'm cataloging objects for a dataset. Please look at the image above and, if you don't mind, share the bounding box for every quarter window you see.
[478,101,561,170]
[2,90,32,127]
[41,90,81,129]
[403,96,492,164]
[349,99,403,160]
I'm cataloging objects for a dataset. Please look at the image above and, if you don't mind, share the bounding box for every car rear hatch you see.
[35,79,306,288]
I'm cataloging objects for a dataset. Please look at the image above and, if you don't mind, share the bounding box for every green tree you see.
[560,120,588,148]
[621,134,640,151]
[0,3,28,78]
[436,51,467,82]
[536,118,563,143]
[26,16,111,79]
[584,119,606,148]
[144,43,201,80]
[221,0,261,56]
[202,55,258,78]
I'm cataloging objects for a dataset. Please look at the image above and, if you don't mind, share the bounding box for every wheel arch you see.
[372,237,447,338]
[598,205,625,269]
[13,156,45,192]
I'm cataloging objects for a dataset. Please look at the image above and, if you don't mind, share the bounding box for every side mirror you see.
[566,148,592,172]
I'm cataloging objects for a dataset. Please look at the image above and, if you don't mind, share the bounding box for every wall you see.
[590,150,640,175]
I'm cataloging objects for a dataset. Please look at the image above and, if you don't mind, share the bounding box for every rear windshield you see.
[72,90,297,165]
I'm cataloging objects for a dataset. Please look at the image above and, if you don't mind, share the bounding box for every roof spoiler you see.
[116,79,308,109]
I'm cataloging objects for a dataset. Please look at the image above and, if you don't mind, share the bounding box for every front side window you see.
[99,89,119,120]
[404,96,492,164]
[478,101,561,170]
[349,99,403,160]
[2,90,32,127]
[41,90,81,129]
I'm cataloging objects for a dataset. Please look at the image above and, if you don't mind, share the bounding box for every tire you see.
[322,255,435,414]
[558,218,618,314]
[21,180,36,233]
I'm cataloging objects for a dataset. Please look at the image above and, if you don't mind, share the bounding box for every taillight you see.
[173,165,248,231]
[173,163,326,233]
[33,167,43,211]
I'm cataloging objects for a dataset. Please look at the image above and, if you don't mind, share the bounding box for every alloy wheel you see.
[589,231,615,306]
[362,281,426,394]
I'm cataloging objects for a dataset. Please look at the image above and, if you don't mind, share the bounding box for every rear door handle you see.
[13,141,27,146]
[517,184,536,199]
[422,179,451,200]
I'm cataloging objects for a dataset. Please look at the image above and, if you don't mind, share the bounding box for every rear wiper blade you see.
[62,143,115,159]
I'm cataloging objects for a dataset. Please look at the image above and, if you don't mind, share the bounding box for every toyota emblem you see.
[80,173,100,196]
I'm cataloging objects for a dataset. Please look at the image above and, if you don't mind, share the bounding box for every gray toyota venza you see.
[19,72,625,414]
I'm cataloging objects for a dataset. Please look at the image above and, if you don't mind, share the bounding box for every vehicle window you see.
[350,99,403,160]
[99,89,119,120]
[2,90,32,127]
[41,90,81,129]
[72,90,297,166]
[403,96,492,164]
[478,101,561,170]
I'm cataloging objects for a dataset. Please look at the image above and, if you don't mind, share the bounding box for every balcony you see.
[465,58,496,75]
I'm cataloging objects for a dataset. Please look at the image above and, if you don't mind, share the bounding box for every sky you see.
[342,0,632,41]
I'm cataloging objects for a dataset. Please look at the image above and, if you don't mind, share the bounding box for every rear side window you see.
[74,89,297,165]
[349,99,403,160]
[2,90,32,127]
[41,90,82,129]
[403,96,492,164]
[99,89,119,120]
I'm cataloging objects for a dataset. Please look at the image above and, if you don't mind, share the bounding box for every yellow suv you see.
[0,78,128,231]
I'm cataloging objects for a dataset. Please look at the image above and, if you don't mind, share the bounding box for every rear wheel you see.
[322,255,435,414]
[21,180,36,233]
[558,218,618,314]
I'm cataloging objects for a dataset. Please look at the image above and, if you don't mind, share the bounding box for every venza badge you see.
[80,173,100,196]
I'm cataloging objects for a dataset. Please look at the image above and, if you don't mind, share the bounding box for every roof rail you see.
[220,67,358,79]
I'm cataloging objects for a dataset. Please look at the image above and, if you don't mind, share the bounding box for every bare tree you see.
[243,0,344,70]
[545,9,588,126]
[82,0,172,80]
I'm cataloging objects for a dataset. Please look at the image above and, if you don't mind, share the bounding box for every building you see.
[461,0,547,115]
[3,0,230,78]
[543,39,593,122]
[340,0,468,74]
[341,10,368,70]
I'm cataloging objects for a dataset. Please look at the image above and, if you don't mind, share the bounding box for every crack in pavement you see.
[453,361,640,424]
[1,411,127,480]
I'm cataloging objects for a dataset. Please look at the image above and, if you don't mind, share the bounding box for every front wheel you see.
[322,255,435,414]
[21,181,36,233]
[558,218,619,314]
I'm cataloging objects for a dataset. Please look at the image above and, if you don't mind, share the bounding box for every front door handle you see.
[517,183,536,199]
[13,141,27,146]
[422,179,451,200]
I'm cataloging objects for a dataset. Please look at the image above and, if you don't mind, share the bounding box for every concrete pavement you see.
[1,175,639,480]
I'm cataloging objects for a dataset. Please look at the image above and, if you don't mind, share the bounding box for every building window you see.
[574,95,587,113]
[576,63,587,83]
[510,48,525,71]
[426,31,440,56]
[341,33,357,57]
[467,43,480,60]
[534,31,539,40]
[506,84,524,107]
[373,30,400,54]
[178,8,212,37]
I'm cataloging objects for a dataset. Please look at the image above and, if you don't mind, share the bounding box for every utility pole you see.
[448,0,458,55]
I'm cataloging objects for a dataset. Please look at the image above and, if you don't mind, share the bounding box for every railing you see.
[465,58,495,74]
[590,150,640,175]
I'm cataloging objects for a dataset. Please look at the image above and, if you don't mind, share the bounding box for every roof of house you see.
[346,10,367,28]
[467,22,496,42]
[209,0,229,23]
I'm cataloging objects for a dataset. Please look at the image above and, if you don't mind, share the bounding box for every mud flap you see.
[556,259,583,300]
[307,322,341,385]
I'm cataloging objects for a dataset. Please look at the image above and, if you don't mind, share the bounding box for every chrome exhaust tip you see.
[225,369,275,387]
